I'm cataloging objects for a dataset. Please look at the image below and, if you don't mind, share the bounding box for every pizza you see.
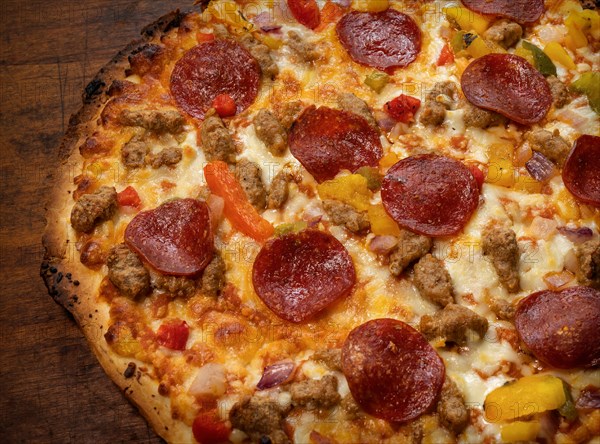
[41,0,600,443]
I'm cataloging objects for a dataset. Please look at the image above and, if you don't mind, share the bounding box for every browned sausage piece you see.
[289,374,341,409]
[268,169,292,209]
[413,254,454,307]
[490,297,516,320]
[577,239,600,289]
[419,82,458,126]
[70,186,118,233]
[240,33,279,80]
[235,159,267,210]
[389,230,432,276]
[229,395,291,444]
[463,102,507,128]
[420,303,489,345]
[483,19,523,49]
[437,377,469,434]
[254,109,288,156]
[287,30,319,62]
[547,76,571,109]
[201,108,236,164]
[312,348,342,372]
[107,243,150,299]
[147,147,182,169]
[117,109,185,134]
[527,128,570,166]
[200,252,227,297]
[323,199,370,234]
[481,224,520,293]
[275,101,305,131]
[154,275,196,298]
[121,136,148,169]
[337,93,378,129]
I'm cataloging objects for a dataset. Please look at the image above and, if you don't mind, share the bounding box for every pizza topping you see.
[189,363,227,397]
[461,54,552,125]
[419,82,457,127]
[252,230,356,323]
[70,186,118,233]
[204,161,274,242]
[121,136,148,169]
[336,9,421,72]
[463,102,507,129]
[482,19,523,49]
[117,109,185,134]
[289,374,341,409]
[200,252,227,297]
[546,76,571,109]
[170,39,260,120]
[211,93,237,118]
[287,0,321,29]
[200,108,236,164]
[106,244,150,299]
[576,386,600,410]
[256,360,295,390]
[154,275,196,298]
[267,168,295,209]
[229,395,291,444]
[527,129,570,167]
[253,109,288,156]
[515,286,600,368]
[388,230,432,276]
[461,0,544,24]
[385,94,421,124]
[156,319,189,350]
[437,377,469,434]
[342,318,445,422]
[381,155,480,237]
[239,33,279,80]
[420,303,489,345]
[287,30,320,62]
[322,199,371,234]
[481,224,521,293]
[192,410,231,444]
[437,43,455,66]
[490,297,516,321]
[576,239,600,290]
[234,159,268,210]
[312,348,342,372]
[289,106,383,183]
[117,186,141,208]
[147,147,182,169]
[337,93,378,129]
[125,199,214,276]
[562,134,600,208]
[413,254,455,307]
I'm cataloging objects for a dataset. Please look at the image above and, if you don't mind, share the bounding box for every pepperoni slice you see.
[287,0,321,29]
[289,106,382,183]
[342,319,445,422]
[381,155,480,237]
[461,0,544,24]
[562,135,600,208]
[170,40,260,120]
[125,199,214,276]
[515,286,600,369]
[461,54,552,125]
[252,230,356,323]
[336,9,421,72]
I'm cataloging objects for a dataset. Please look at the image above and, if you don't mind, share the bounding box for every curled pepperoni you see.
[381,155,480,237]
[342,319,445,422]
[170,40,260,120]
[461,0,544,24]
[336,9,421,72]
[289,106,382,183]
[461,54,552,125]
[515,286,600,369]
[562,135,600,208]
[252,230,356,323]
[125,199,213,276]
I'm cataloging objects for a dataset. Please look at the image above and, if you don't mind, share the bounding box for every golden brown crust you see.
[41,10,193,443]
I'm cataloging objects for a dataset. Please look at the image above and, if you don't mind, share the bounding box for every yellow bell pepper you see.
[379,152,399,168]
[463,33,504,58]
[556,0,583,15]
[107,323,143,358]
[484,375,567,422]
[364,71,390,94]
[257,33,283,50]
[580,9,600,39]
[317,174,371,211]
[501,421,541,442]
[353,0,389,12]
[555,188,581,221]
[565,11,589,50]
[368,204,401,236]
[544,42,577,70]
[514,46,536,67]
[513,173,542,193]
[486,143,515,188]
[443,6,491,35]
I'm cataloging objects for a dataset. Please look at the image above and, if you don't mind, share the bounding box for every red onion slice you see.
[576,387,600,409]
[526,151,557,183]
[374,110,396,132]
[257,360,295,390]
[252,12,282,32]
[557,226,594,244]
[368,235,398,255]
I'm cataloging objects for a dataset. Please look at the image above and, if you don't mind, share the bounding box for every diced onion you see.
[525,151,557,183]
[373,110,396,132]
[529,216,557,240]
[543,270,574,291]
[368,235,398,255]
[188,363,227,397]
[557,226,593,244]
[257,360,295,390]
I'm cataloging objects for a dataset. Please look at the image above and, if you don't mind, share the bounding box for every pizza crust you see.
[41,10,194,443]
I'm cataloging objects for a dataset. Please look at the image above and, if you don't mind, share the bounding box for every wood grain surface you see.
[0,1,195,442]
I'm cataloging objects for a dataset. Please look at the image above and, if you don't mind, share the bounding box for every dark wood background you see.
[0,1,194,442]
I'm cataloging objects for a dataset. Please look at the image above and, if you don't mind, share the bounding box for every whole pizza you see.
[41,0,600,442]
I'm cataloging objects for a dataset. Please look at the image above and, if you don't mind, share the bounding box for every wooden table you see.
[0,1,194,441]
